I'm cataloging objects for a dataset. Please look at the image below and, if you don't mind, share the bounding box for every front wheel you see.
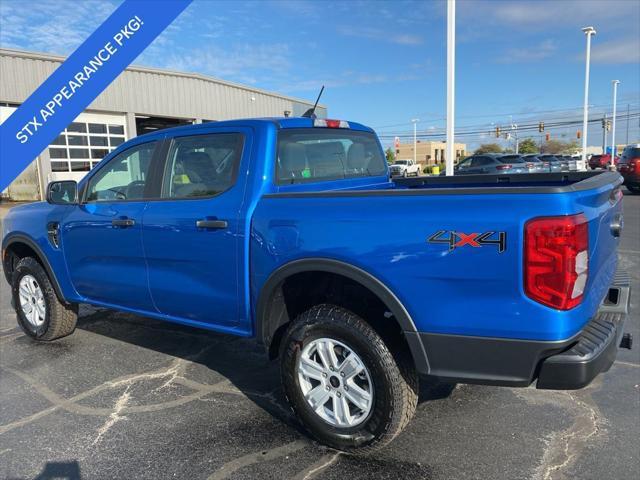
[280,304,418,453]
[11,257,78,341]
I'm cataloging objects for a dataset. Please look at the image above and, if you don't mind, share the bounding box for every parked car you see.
[589,154,618,170]
[455,153,527,174]
[522,154,550,172]
[561,155,579,171]
[521,154,548,173]
[538,154,565,172]
[617,144,640,194]
[389,159,420,177]
[2,117,631,452]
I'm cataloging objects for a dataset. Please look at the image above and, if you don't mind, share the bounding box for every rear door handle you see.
[112,218,135,227]
[196,219,228,229]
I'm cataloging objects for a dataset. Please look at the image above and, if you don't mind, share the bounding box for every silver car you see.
[455,154,528,175]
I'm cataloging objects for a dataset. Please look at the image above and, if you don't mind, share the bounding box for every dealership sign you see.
[0,0,192,191]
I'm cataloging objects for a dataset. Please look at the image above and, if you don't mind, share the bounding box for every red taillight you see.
[631,158,640,173]
[496,164,511,170]
[524,214,589,310]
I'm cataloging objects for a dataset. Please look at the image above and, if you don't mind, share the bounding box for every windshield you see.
[277,129,387,184]
[395,160,409,165]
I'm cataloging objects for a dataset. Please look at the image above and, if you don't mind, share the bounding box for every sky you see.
[1,0,639,150]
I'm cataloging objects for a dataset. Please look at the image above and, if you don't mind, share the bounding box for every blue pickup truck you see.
[2,117,632,452]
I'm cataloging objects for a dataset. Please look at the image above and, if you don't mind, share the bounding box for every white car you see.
[389,159,421,177]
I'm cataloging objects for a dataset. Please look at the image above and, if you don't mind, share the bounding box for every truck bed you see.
[253,170,623,343]
[393,170,615,194]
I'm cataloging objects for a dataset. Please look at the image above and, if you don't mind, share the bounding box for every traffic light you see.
[606,120,611,132]
[577,130,581,139]
[495,126,501,138]
[538,122,544,132]
[545,133,550,142]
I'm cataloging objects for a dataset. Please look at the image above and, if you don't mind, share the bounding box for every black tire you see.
[626,185,640,195]
[11,257,77,341]
[280,304,418,453]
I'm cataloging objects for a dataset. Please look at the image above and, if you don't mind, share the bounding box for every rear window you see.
[277,129,387,184]
[499,155,521,163]
[620,147,640,163]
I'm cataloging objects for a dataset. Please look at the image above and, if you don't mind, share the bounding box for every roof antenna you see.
[301,85,324,118]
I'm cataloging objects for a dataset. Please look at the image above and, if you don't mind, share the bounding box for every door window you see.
[85,141,157,202]
[472,157,494,167]
[162,133,243,199]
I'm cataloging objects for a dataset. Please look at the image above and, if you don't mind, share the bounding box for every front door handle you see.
[112,218,135,227]
[196,219,228,229]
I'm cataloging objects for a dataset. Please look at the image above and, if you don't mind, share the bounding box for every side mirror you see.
[46,180,78,205]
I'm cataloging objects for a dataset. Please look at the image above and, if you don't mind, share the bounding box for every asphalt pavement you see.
[0,191,638,480]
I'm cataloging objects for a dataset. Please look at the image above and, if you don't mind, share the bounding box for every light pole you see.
[411,118,419,165]
[445,0,456,176]
[610,80,620,168]
[603,113,607,156]
[580,26,596,171]
[510,117,519,154]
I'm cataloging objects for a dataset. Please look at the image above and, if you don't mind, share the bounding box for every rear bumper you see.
[409,271,631,389]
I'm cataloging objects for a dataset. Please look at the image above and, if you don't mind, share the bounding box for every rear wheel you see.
[280,304,418,453]
[11,257,77,341]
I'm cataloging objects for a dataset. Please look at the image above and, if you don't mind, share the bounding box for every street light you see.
[610,80,620,168]
[580,26,596,171]
[445,0,456,176]
[411,118,419,165]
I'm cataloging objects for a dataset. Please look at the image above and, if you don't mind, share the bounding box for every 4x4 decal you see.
[428,230,507,253]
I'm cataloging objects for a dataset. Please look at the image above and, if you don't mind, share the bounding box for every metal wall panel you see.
[0,49,327,120]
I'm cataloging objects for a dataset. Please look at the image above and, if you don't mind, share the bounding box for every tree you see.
[385,147,395,164]
[541,139,579,154]
[518,138,539,154]
[474,143,502,154]
[562,141,579,154]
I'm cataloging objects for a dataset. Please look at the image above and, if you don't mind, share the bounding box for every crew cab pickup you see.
[389,158,421,177]
[2,117,632,452]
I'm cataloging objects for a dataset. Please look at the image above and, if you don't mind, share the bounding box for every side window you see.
[162,133,243,199]
[470,156,486,167]
[458,157,473,168]
[85,141,157,202]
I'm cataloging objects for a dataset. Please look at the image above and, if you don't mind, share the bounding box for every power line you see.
[373,101,640,131]
[378,112,640,139]
[376,108,640,136]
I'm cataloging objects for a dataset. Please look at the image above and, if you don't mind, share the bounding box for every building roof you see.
[0,48,327,120]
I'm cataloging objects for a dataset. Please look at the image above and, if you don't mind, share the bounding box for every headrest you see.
[347,143,367,170]
[280,143,307,173]
[183,151,212,166]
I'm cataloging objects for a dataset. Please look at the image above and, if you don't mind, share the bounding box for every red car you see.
[589,153,618,169]
[618,145,640,194]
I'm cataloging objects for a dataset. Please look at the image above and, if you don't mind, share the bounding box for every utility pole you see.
[580,26,596,171]
[445,0,456,176]
[610,80,619,167]
[626,103,630,144]
[411,118,419,165]
[603,114,607,156]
